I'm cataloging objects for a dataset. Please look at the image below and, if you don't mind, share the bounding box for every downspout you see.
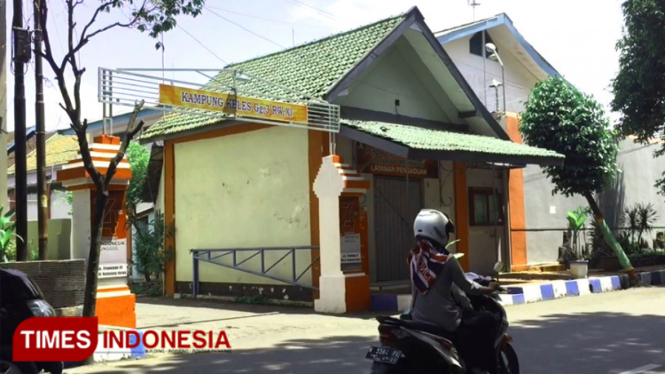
[492,166,499,263]
[482,30,487,107]
[503,168,512,270]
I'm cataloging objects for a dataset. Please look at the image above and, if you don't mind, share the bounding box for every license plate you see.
[365,346,402,364]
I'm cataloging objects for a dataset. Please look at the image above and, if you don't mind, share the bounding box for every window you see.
[469,187,504,226]
[469,31,497,59]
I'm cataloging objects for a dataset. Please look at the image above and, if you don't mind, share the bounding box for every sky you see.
[4,0,626,132]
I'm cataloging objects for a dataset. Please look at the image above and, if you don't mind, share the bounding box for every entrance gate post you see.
[57,135,136,328]
[313,155,371,313]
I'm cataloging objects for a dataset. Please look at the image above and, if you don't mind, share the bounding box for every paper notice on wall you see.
[341,233,361,264]
[99,264,128,279]
[100,238,127,265]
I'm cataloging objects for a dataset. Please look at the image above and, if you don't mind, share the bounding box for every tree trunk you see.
[81,188,106,364]
[583,190,639,285]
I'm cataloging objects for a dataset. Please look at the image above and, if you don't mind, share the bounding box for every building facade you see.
[141,7,562,305]
[436,14,665,267]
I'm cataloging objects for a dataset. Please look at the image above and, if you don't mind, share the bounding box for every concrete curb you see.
[93,329,147,362]
[371,269,665,312]
[64,328,146,368]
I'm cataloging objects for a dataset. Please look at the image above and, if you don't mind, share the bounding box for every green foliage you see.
[612,1,665,198]
[4,239,39,262]
[100,0,205,49]
[129,281,163,296]
[126,143,151,209]
[566,206,591,259]
[132,213,174,283]
[520,76,620,197]
[611,0,665,146]
[65,191,73,216]
[622,202,658,250]
[0,208,19,262]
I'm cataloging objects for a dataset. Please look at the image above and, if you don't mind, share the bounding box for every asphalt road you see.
[71,286,665,374]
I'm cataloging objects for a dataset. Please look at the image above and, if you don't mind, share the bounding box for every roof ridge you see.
[225,12,408,69]
[434,13,505,35]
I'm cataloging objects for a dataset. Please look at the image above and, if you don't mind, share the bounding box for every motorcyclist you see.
[409,209,500,374]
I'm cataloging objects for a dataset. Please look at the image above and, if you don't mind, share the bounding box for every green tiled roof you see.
[343,120,564,160]
[141,13,406,141]
[7,134,79,175]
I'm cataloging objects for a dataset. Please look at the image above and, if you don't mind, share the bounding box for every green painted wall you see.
[174,126,312,285]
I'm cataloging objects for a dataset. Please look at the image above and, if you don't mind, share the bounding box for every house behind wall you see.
[522,138,665,264]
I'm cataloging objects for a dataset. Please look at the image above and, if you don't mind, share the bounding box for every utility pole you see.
[0,1,8,210]
[13,0,31,261]
[34,0,48,259]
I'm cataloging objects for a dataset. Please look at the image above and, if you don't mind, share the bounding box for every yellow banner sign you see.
[159,84,308,124]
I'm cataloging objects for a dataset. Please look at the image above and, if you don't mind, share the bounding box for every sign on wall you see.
[159,84,309,124]
[99,264,128,279]
[94,190,129,280]
[341,233,362,264]
[356,143,438,178]
[339,197,368,272]
[100,238,128,265]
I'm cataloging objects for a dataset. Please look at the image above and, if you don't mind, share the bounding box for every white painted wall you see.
[524,139,665,264]
[466,167,506,274]
[442,34,538,114]
[174,126,312,285]
[71,189,91,261]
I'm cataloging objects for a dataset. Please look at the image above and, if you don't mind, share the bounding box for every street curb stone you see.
[370,270,665,312]
[64,328,146,368]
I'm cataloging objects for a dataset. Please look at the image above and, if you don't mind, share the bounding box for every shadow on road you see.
[511,311,665,374]
[76,310,665,374]
[83,335,377,374]
[137,296,380,323]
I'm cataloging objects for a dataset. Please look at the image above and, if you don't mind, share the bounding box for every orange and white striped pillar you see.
[57,135,136,328]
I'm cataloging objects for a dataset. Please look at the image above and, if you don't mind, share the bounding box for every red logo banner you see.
[13,317,98,362]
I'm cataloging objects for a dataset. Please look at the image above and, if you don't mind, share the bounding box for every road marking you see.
[619,364,662,374]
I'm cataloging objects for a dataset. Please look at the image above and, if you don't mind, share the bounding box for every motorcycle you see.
[0,268,63,374]
[366,261,519,374]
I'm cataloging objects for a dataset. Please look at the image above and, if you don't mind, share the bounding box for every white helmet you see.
[414,209,455,247]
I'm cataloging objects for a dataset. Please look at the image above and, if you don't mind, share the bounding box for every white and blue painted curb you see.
[63,327,146,368]
[93,328,147,362]
[371,269,665,312]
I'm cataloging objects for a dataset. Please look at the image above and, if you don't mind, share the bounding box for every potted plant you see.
[566,207,591,278]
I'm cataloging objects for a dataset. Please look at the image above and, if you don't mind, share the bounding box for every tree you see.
[125,142,151,226]
[520,76,638,283]
[36,0,205,324]
[611,0,665,194]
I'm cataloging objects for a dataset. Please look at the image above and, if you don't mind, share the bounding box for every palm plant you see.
[622,203,658,252]
[636,203,658,244]
[567,206,591,260]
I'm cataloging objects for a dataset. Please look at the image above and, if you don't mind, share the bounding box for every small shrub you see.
[129,281,163,296]
[132,213,174,283]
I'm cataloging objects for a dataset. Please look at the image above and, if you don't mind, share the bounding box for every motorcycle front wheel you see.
[499,343,520,374]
